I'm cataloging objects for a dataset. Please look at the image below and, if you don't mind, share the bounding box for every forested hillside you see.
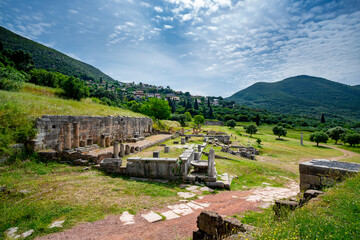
[227,75,360,120]
[0,26,116,84]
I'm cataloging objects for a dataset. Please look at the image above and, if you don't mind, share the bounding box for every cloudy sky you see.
[1,0,360,96]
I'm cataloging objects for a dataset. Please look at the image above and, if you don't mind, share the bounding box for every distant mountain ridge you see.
[0,26,116,83]
[226,75,360,120]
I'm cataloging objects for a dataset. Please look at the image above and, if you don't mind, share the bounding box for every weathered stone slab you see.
[141,211,163,223]
[161,210,180,220]
[178,192,196,199]
[119,211,135,225]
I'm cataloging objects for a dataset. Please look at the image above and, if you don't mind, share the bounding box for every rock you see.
[19,189,30,194]
[197,211,224,236]
[49,220,65,228]
[199,186,215,193]
[83,167,90,171]
[74,159,90,166]
[21,229,34,238]
[179,184,190,189]
[119,211,135,225]
[177,192,196,199]
[0,186,7,193]
[100,158,122,173]
[5,227,19,239]
[141,211,162,223]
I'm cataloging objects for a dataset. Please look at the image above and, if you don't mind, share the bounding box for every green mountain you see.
[0,26,116,83]
[227,75,360,120]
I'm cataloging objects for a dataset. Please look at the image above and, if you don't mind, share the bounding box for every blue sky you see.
[1,0,360,96]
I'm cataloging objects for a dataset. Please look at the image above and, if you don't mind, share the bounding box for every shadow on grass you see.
[312,145,332,149]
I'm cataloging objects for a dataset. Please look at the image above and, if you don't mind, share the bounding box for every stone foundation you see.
[299,159,359,191]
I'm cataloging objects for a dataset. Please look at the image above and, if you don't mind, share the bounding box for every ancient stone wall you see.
[126,157,180,179]
[204,121,224,126]
[32,115,153,151]
[299,159,359,191]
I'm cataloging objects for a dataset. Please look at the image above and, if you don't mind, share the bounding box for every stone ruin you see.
[299,159,359,191]
[193,211,253,240]
[221,145,259,160]
[30,115,153,151]
[273,159,359,218]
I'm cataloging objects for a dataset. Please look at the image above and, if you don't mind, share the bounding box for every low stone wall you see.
[179,149,195,177]
[204,121,224,126]
[299,159,359,191]
[31,115,153,151]
[126,157,180,179]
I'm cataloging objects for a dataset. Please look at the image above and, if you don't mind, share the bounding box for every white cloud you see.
[68,9,79,14]
[140,1,151,8]
[154,6,163,12]
[164,24,173,29]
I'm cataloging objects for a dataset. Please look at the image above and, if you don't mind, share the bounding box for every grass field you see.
[0,83,146,117]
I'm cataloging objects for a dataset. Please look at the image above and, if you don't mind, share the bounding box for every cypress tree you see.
[194,99,199,110]
[321,114,325,123]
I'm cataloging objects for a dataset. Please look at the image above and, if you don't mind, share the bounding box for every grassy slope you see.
[241,173,360,239]
[0,83,145,117]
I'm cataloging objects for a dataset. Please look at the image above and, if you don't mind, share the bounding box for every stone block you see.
[303,190,324,201]
[197,211,223,236]
[164,146,170,153]
[299,163,310,174]
[206,181,224,189]
[300,183,311,191]
[300,173,320,186]
[153,151,160,158]
[100,158,122,173]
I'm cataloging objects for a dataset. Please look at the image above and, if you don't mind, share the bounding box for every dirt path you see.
[37,181,299,240]
[320,144,359,161]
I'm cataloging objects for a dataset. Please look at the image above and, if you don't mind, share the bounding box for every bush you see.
[0,102,36,156]
[226,119,237,128]
[0,66,27,91]
[61,76,89,100]
[140,98,171,120]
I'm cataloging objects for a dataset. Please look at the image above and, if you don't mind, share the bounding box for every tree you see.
[321,114,325,123]
[194,99,199,110]
[185,112,192,122]
[310,132,329,146]
[344,133,360,147]
[140,98,171,120]
[226,119,236,128]
[61,76,89,100]
[193,115,205,134]
[327,126,346,144]
[244,124,257,137]
[208,106,214,119]
[272,125,287,139]
[254,114,261,126]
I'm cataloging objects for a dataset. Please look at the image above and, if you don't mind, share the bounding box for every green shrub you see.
[0,102,36,156]
[0,66,27,91]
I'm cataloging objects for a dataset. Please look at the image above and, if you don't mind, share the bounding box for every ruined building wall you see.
[32,115,153,151]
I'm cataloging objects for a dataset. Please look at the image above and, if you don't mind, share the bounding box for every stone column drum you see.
[120,144,125,157]
[64,123,72,150]
[125,145,130,155]
[113,141,119,158]
[208,148,215,178]
[73,122,80,148]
